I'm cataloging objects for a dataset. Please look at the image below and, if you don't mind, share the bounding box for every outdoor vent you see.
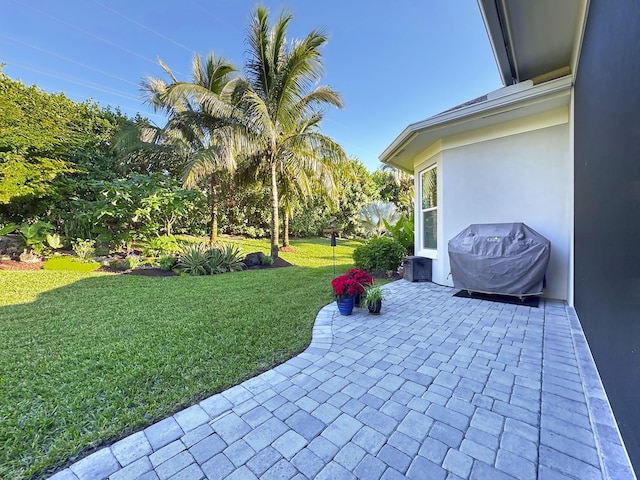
[402,256,432,282]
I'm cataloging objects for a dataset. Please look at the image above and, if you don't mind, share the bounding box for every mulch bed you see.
[0,259,44,271]
[1,257,294,275]
[246,256,293,270]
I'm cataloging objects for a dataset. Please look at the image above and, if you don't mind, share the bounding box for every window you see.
[421,166,437,249]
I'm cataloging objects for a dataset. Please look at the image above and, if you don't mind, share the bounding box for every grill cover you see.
[448,223,550,296]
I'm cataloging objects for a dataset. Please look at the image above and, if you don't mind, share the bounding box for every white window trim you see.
[420,164,438,255]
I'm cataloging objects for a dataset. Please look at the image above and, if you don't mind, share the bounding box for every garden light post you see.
[323,219,343,275]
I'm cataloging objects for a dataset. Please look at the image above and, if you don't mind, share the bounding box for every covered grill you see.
[448,223,550,297]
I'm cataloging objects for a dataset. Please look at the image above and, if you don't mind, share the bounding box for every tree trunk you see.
[269,160,279,259]
[209,173,218,245]
[283,210,290,248]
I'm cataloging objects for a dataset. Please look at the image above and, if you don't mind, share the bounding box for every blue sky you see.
[1,1,502,171]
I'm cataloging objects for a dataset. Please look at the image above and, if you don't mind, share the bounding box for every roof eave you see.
[379,75,572,171]
[477,0,516,85]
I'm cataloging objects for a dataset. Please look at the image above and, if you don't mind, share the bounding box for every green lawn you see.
[0,237,361,480]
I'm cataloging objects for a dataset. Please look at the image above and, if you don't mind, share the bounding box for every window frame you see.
[420,164,438,251]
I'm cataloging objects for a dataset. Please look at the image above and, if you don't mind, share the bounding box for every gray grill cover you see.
[448,223,550,296]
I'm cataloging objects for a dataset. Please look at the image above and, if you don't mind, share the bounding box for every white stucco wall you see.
[414,113,571,300]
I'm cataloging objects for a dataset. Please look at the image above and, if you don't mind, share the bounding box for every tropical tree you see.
[0,70,131,224]
[141,53,240,244]
[358,200,401,237]
[235,6,345,258]
[260,111,346,249]
[372,165,414,216]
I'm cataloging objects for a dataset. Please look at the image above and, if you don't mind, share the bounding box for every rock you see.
[243,251,266,268]
[95,255,117,266]
[19,250,41,263]
[0,234,22,259]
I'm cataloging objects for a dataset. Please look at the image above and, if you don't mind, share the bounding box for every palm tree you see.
[236,6,345,258]
[142,53,239,244]
[275,112,346,249]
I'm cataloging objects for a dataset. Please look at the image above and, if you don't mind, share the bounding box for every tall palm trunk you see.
[269,159,280,258]
[209,174,218,245]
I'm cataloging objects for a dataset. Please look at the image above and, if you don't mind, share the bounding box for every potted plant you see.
[364,285,384,314]
[345,268,373,307]
[331,270,371,315]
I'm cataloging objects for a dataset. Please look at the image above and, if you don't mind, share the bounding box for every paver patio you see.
[49,281,635,480]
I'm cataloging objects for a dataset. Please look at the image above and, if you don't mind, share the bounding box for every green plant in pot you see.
[364,285,384,315]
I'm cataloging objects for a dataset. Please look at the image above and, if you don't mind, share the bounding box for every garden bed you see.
[0,259,44,271]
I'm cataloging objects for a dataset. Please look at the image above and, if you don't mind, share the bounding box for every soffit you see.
[479,0,586,85]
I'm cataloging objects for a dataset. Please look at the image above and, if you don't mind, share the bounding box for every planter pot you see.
[336,297,355,316]
[354,294,362,308]
[367,300,382,315]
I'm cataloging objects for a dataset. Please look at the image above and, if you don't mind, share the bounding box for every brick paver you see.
[49,282,635,479]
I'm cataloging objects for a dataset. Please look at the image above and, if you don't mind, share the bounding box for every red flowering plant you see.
[331,268,373,299]
[346,268,373,287]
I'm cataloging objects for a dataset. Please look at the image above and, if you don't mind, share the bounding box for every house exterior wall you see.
[574,0,640,471]
[414,113,571,300]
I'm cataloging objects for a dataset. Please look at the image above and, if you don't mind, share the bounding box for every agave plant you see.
[219,244,245,272]
[175,243,209,276]
[205,247,226,275]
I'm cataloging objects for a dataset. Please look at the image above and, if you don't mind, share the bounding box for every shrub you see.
[1,221,54,255]
[72,238,96,262]
[142,235,181,258]
[384,213,415,255]
[124,254,142,270]
[261,255,273,266]
[158,255,176,271]
[353,237,406,274]
[45,233,64,250]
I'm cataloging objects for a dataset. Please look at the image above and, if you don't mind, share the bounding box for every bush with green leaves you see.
[0,220,54,255]
[72,238,96,262]
[261,255,273,266]
[353,237,406,274]
[142,235,181,258]
[384,213,415,255]
[45,233,64,250]
[158,255,176,271]
[124,254,142,270]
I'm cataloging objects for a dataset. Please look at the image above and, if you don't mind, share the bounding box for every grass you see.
[0,236,361,480]
[42,255,101,272]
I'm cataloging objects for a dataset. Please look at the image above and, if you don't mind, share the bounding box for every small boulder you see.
[0,234,22,259]
[243,251,266,268]
[19,250,41,263]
